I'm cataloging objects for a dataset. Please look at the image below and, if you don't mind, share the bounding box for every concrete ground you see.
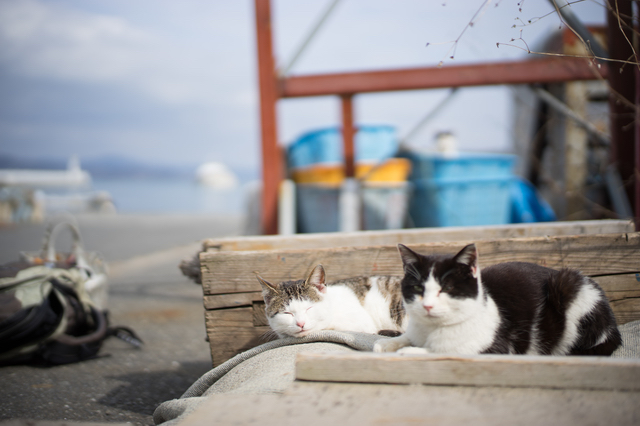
[0,214,246,426]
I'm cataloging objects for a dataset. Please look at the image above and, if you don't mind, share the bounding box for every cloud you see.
[0,0,153,81]
[0,0,254,108]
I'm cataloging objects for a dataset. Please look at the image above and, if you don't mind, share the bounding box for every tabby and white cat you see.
[374,243,622,356]
[257,265,405,338]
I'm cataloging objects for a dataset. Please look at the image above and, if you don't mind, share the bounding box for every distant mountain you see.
[0,153,259,182]
[0,154,67,171]
[81,156,193,179]
[0,153,192,179]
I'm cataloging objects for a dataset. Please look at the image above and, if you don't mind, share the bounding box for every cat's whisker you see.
[260,329,280,342]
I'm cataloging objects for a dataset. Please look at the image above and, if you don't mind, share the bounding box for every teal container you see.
[404,153,517,227]
[406,152,516,181]
[287,125,398,168]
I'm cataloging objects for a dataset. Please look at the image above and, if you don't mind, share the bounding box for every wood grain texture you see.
[295,352,640,391]
[253,302,268,326]
[201,233,640,295]
[205,321,274,367]
[202,220,634,252]
[203,292,263,310]
[593,273,640,324]
[610,298,640,325]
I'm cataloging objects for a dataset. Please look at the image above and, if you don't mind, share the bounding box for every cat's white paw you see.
[397,346,429,355]
[373,335,411,353]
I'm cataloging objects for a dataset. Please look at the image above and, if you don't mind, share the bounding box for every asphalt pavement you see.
[0,213,246,426]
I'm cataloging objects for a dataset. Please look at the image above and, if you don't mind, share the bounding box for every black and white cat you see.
[374,243,622,356]
[257,265,406,338]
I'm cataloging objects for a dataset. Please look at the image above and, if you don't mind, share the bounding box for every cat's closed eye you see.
[440,270,455,291]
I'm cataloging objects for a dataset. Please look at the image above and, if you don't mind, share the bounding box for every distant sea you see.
[91,176,249,215]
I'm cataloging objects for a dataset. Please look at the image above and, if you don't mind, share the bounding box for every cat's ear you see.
[306,264,327,294]
[397,244,422,280]
[398,244,420,268]
[255,273,278,303]
[454,244,479,278]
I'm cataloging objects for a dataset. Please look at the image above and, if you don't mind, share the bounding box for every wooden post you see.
[606,0,636,225]
[564,81,588,219]
[255,0,281,235]
[562,30,593,220]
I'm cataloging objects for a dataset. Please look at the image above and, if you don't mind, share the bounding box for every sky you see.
[0,0,607,176]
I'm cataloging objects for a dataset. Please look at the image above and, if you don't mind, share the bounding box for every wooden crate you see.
[199,220,638,366]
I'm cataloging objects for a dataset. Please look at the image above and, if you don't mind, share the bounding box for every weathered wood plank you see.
[203,292,263,310]
[203,220,634,252]
[610,298,640,325]
[593,273,640,299]
[593,274,640,324]
[201,233,640,295]
[295,352,640,391]
[206,324,274,367]
[253,302,268,326]
[204,308,255,328]
[203,276,639,309]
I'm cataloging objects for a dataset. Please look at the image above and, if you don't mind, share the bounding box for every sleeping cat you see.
[374,243,621,356]
[256,265,406,338]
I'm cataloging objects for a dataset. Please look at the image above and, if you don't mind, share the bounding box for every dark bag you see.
[0,221,141,365]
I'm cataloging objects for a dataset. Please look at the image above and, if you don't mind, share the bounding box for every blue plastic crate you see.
[288,125,398,169]
[402,152,517,227]
[410,177,513,227]
[404,152,516,180]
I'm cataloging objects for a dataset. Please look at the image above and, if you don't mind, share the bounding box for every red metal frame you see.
[254,0,634,234]
[280,57,606,98]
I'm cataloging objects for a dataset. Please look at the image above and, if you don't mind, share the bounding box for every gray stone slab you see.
[181,381,640,426]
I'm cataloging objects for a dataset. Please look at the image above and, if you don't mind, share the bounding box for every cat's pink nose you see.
[296,320,305,329]
[423,305,433,313]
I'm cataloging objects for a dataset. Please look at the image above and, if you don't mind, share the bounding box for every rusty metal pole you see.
[341,94,355,178]
[255,0,281,235]
[606,0,636,225]
[339,94,360,232]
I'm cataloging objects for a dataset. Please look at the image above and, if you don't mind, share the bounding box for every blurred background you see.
[0,0,608,224]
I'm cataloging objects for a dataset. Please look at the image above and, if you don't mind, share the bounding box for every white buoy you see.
[339,178,361,232]
[195,162,239,189]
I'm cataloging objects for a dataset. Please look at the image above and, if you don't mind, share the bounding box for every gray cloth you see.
[153,331,381,425]
[181,330,380,398]
[614,320,640,358]
[153,322,640,425]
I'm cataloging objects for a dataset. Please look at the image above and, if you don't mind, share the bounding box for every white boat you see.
[0,156,91,188]
[0,156,115,223]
